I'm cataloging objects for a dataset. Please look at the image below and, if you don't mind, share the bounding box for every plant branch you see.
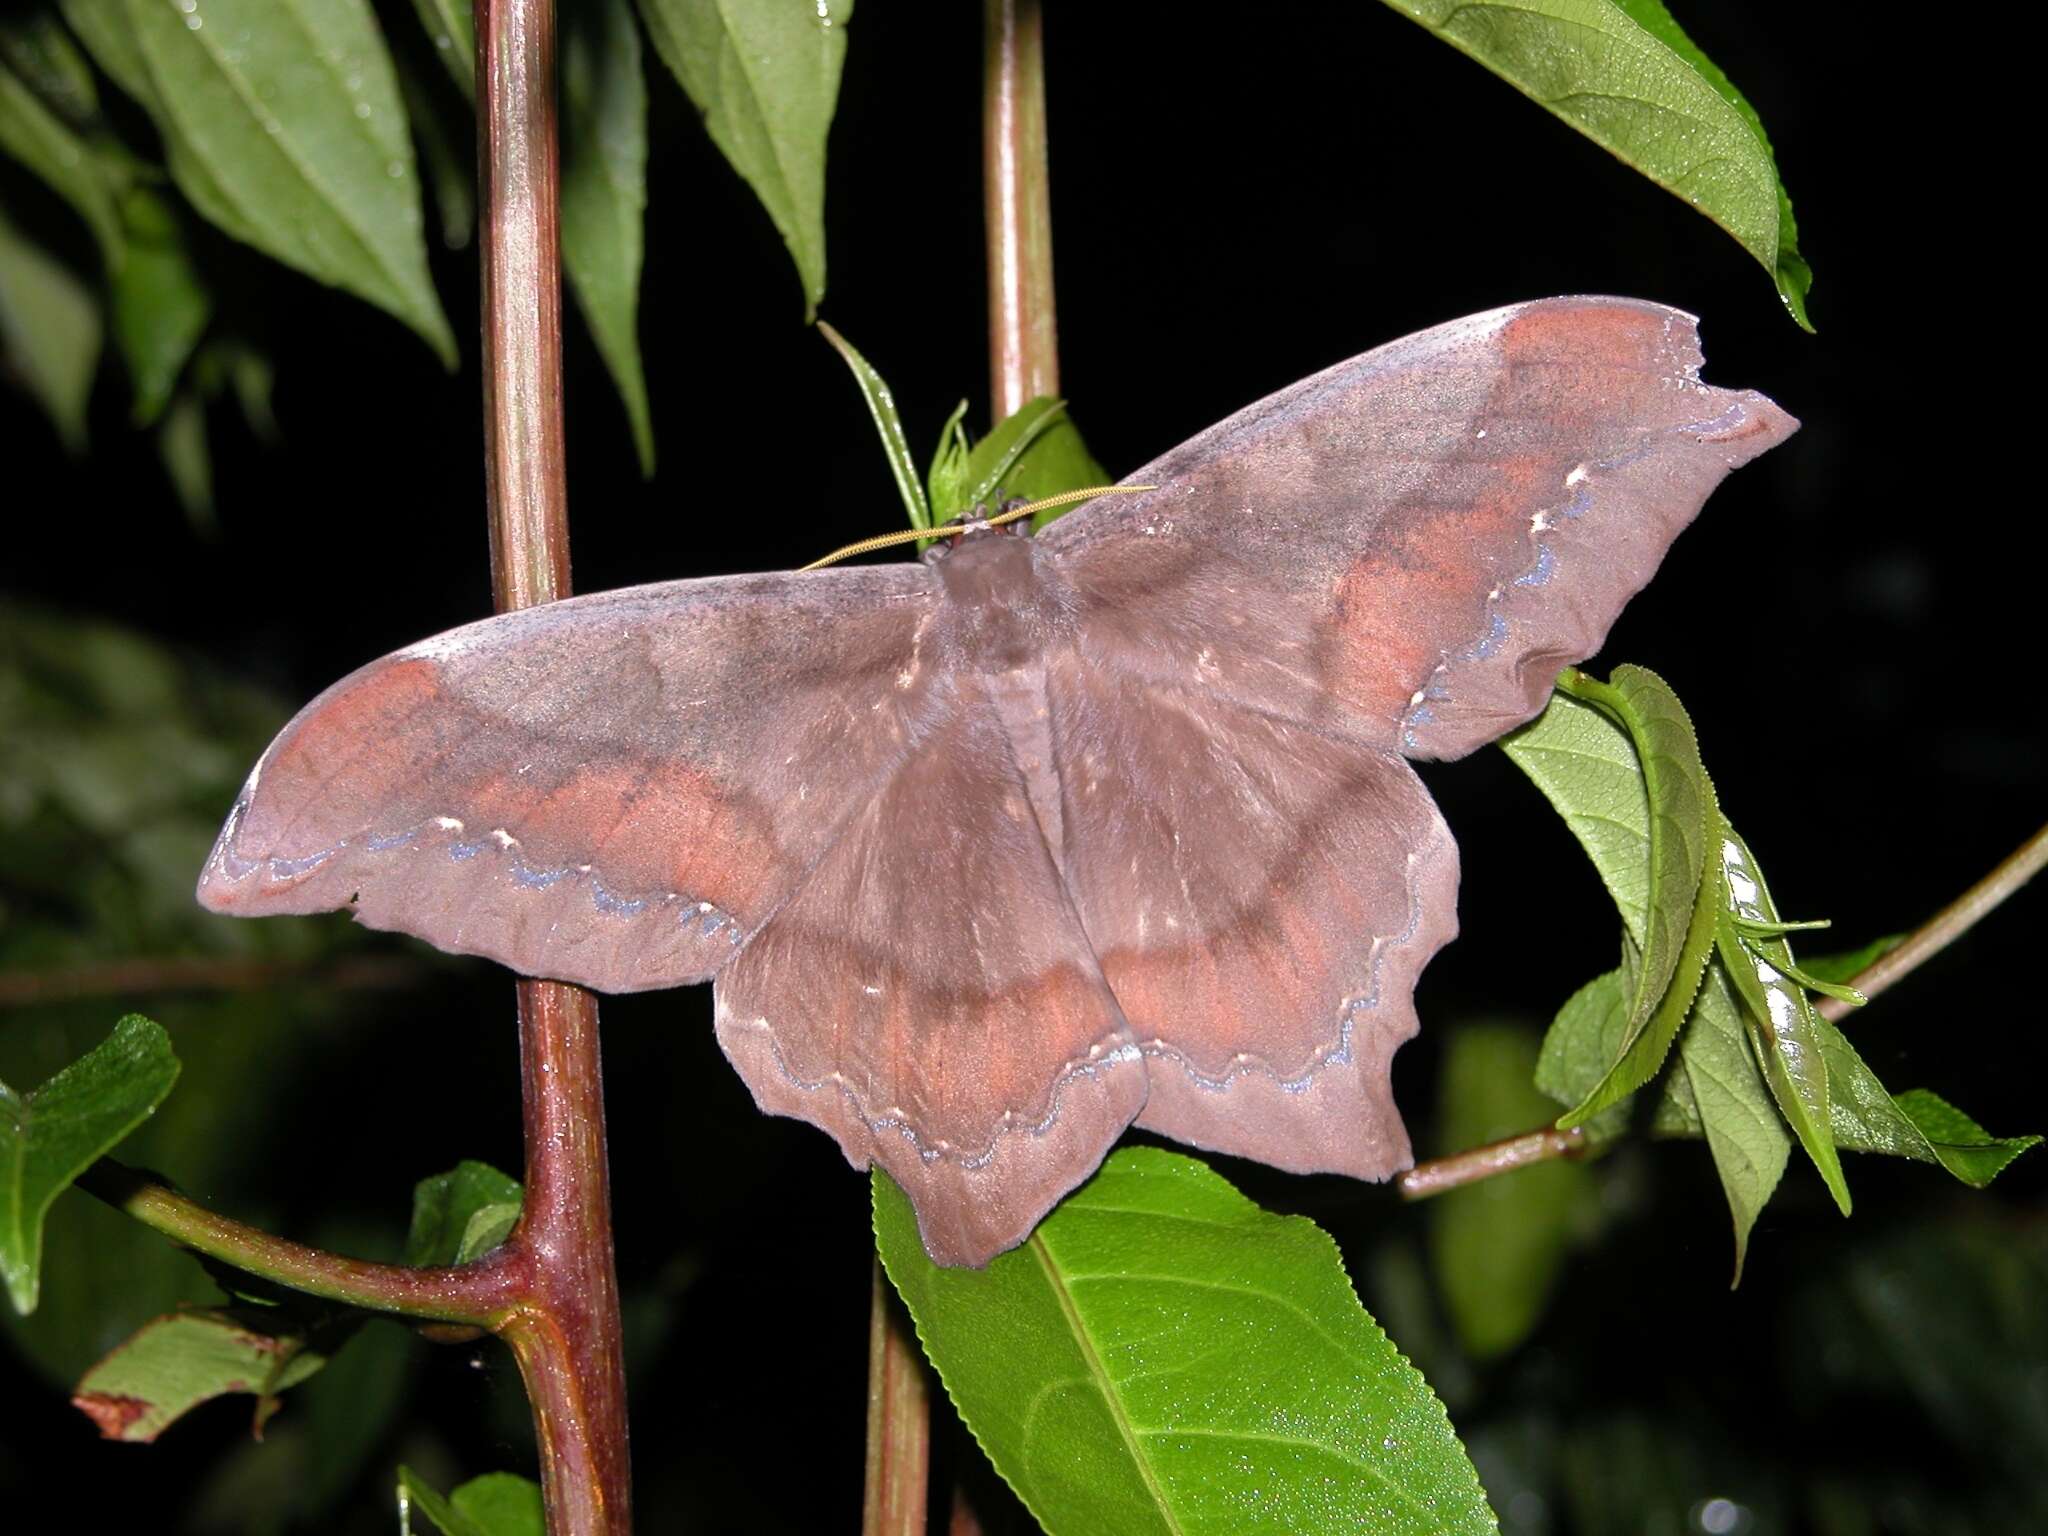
[983,0,1058,413]
[1403,818,2048,1199]
[76,1161,522,1324]
[476,2,631,1532]
[862,1258,931,1536]
[1814,819,2048,1023]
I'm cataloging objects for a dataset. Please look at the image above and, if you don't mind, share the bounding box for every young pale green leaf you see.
[406,1161,523,1267]
[111,185,208,423]
[924,398,971,524]
[877,1147,1496,1536]
[1662,958,1791,1285]
[1,1014,179,1313]
[1713,822,1851,1216]
[1607,0,1812,328]
[0,205,102,451]
[1534,964,1631,1144]
[640,0,851,318]
[561,0,653,474]
[817,320,930,530]
[1380,1,1800,324]
[120,0,456,365]
[1428,1022,1591,1359]
[71,1306,330,1441]
[399,1467,545,1536]
[0,47,123,259]
[1500,689,1653,949]
[1542,667,1713,1126]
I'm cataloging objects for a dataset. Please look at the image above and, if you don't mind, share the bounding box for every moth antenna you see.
[800,485,1155,571]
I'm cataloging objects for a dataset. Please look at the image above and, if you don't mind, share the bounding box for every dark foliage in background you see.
[3,3,2041,1531]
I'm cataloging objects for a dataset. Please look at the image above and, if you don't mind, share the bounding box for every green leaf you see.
[0,204,102,451]
[405,1160,522,1267]
[1663,957,1790,1284]
[408,0,474,96]
[876,1147,1496,1536]
[1797,933,1905,987]
[640,0,852,319]
[0,1014,179,1314]
[399,1467,545,1536]
[924,398,971,524]
[1713,821,1852,1215]
[1540,667,1713,1127]
[394,43,474,250]
[561,0,653,473]
[110,184,209,423]
[1500,689,1654,949]
[157,384,213,526]
[1381,1,1807,324]
[817,320,930,531]
[1428,1022,1590,1358]
[1534,964,1631,1143]
[958,396,1113,529]
[1607,0,1813,328]
[0,44,123,259]
[111,0,456,365]
[0,9,104,128]
[71,1305,330,1441]
[1815,1017,2038,1187]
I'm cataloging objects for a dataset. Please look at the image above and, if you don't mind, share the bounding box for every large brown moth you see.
[198,297,1795,1265]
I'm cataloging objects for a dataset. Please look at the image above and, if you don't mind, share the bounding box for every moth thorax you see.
[935,530,1066,671]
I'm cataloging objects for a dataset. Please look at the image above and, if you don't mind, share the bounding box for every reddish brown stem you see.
[476,2,631,1532]
[983,0,1058,414]
[1397,1126,1586,1201]
[863,1259,931,1536]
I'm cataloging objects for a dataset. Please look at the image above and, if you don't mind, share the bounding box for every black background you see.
[3,3,2041,1531]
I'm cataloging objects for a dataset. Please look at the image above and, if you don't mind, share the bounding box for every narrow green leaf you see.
[817,320,930,530]
[157,384,213,526]
[405,1161,522,1268]
[1713,821,1851,1215]
[1545,666,1713,1126]
[1501,689,1654,949]
[0,204,102,451]
[923,398,971,524]
[400,1467,544,1536]
[640,0,851,318]
[110,184,209,423]
[877,1147,1496,1536]
[1381,1,1805,324]
[408,0,475,96]
[0,46,123,258]
[561,0,653,473]
[119,0,456,365]
[71,1306,329,1441]
[958,396,1113,529]
[1891,1091,2039,1186]
[1429,1022,1590,1358]
[1607,0,1813,327]
[1668,958,1790,1284]
[0,1014,179,1314]
[1534,964,1631,1144]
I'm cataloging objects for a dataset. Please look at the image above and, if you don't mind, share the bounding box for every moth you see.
[198,297,1794,1266]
